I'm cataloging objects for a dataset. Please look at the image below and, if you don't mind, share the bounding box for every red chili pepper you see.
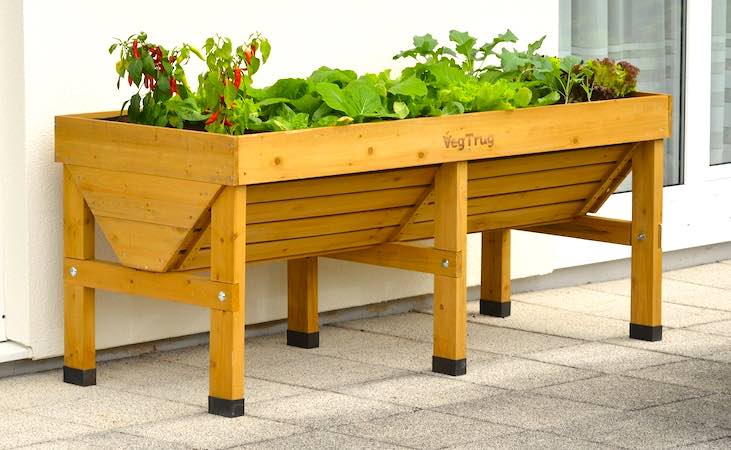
[132,39,140,59]
[168,55,176,63]
[170,77,177,94]
[244,47,253,65]
[206,111,219,125]
[224,119,233,127]
[250,43,257,54]
[143,75,149,89]
[233,67,242,89]
[128,74,133,86]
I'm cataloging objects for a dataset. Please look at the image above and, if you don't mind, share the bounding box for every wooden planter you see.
[56,92,671,417]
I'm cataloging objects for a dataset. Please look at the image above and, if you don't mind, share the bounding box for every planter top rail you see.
[55,92,671,186]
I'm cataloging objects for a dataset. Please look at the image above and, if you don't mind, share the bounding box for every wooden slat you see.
[55,115,237,185]
[169,208,213,271]
[631,140,663,329]
[209,186,246,404]
[287,258,319,335]
[247,186,427,223]
[468,163,614,198]
[520,216,632,245]
[235,94,671,184]
[580,143,638,214]
[468,144,628,180]
[66,165,222,228]
[401,201,585,240]
[63,258,240,311]
[248,166,437,203]
[415,182,598,222]
[248,207,411,243]
[96,216,189,272]
[328,243,461,277]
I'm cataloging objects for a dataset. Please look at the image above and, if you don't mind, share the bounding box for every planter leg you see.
[630,140,663,341]
[432,162,468,376]
[287,257,319,348]
[480,230,511,317]
[209,186,246,417]
[63,168,96,386]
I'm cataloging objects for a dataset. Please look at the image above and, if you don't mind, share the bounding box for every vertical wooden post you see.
[287,257,319,348]
[209,186,246,417]
[63,167,97,386]
[480,230,511,317]
[432,162,468,376]
[630,140,663,341]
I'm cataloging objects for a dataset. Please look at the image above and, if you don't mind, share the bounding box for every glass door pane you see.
[711,0,731,165]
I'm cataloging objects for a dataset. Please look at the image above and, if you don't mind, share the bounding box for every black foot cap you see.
[432,356,467,376]
[287,330,320,349]
[63,366,96,387]
[208,396,245,418]
[480,300,511,318]
[629,324,662,341]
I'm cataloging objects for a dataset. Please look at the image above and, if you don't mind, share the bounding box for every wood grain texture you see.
[63,167,95,371]
[209,186,246,401]
[481,230,511,303]
[520,216,632,245]
[631,140,663,326]
[329,243,461,277]
[433,162,468,361]
[580,143,637,215]
[287,258,319,334]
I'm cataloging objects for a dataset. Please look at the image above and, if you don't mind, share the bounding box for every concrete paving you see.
[0,261,730,449]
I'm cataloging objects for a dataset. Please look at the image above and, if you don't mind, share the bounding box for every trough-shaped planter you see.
[56,92,671,417]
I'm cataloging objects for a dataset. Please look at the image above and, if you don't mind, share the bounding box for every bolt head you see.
[637,232,647,241]
[441,259,449,268]
[69,266,78,278]
[217,291,226,302]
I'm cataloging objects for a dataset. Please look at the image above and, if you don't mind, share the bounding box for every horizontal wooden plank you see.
[400,201,584,240]
[64,258,240,311]
[520,216,632,245]
[235,94,671,184]
[468,163,614,198]
[247,166,437,203]
[328,243,462,277]
[468,144,627,180]
[67,165,221,228]
[414,182,598,222]
[247,186,427,223]
[248,207,410,243]
[55,115,237,185]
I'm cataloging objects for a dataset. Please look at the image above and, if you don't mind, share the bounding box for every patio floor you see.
[1,261,730,449]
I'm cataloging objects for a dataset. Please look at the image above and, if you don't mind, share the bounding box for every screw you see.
[69,266,78,278]
[637,232,646,241]
[217,291,226,302]
[441,259,449,268]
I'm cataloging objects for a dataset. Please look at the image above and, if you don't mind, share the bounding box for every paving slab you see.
[74,431,193,449]
[238,430,410,449]
[21,386,203,429]
[442,430,614,449]
[334,372,503,408]
[665,263,731,290]
[627,360,731,394]
[119,413,303,449]
[0,371,87,411]
[513,286,630,318]
[456,356,599,390]
[249,390,411,429]
[687,320,731,337]
[533,374,705,410]
[435,391,615,430]
[334,409,520,450]
[0,408,98,449]
[605,328,731,360]
[644,393,731,430]
[466,300,629,341]
[548,411,730,449]
[675,437,731,449]
[525,342,686,374]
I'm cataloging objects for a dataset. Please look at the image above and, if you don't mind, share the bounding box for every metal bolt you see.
[441,259,450,268]
[69,266,78,278]
[637,232,646,241]
[217,291,226,302]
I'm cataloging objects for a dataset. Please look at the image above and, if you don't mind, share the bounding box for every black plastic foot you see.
[208,396,245,418]
[629,324,662,341]
[63,366,96,386]
[480,300,511,317]
[287,330,319,349]
[432,356,467,376]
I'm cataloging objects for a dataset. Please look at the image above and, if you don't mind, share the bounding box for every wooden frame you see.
[56,93,670,417]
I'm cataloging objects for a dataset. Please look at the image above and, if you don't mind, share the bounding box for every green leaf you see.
[128,58,143,85]
[141,53,156,75]
[166,97,207,121]
[315,79,384,118]
[428,60,467,87]
[527,36,546,55]
[308,67,357,86]
[388,76,428,97]
[536,91,560,106]
[560,55,582,73]
[513,86,532,107]
[224,82,236,107]
[441,101,465,115]
[413,33,438,53]
[393,101,409,119]
[260,39,271,63]
[249,78,309,101]
[108,43,118,54]
[188,46,204,60]
[128,93,141,122]
[449,30,477,58]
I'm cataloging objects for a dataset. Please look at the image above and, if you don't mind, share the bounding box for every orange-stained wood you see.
[287,258,319,334]
[480,230,511,303]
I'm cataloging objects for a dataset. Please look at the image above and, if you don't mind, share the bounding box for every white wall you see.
[6,0,562,358]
